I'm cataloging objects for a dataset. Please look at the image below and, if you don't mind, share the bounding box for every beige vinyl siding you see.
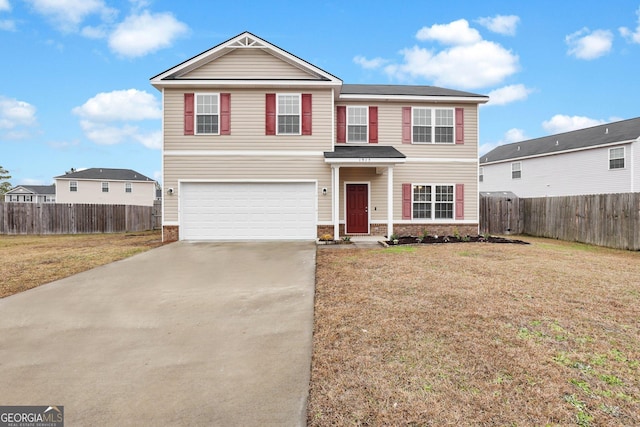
[181,48,314,79]
[163,155,331,222]
[336,101,479,159]
[164,88,333,151]
[393,162,478,221]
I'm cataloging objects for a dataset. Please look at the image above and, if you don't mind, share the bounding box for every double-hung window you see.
[479,167,484,183]
[277,94,300,134]
[412,184,454,220]
[70,181,78,192]
[102,182,109,193]
[347,106,368,142]
[196,93,219,134]
[412,107,454,143]
[125,182,132,193]
[609,147,625,169]
[511,162,522,179]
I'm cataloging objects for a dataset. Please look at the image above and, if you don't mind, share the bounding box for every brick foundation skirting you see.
[317,223,478,239]
[163,225,179,242]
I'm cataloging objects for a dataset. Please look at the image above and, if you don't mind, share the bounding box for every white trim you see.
[346,105,368,143]
[480,140,635,166]
[405,157,476,164]
[194,92,220,135]
[276,93,302,136]
[339,94,489,103]
[165,150,324,157]
[344,181,370,234]
[163,221,179,226]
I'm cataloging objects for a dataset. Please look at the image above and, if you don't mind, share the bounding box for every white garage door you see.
[180,182,316,241]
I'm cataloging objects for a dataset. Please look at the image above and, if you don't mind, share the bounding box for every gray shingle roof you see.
[7,185,55,194]
[54,168,154,182]
[481,117,640,164]
[340,84,488,99]
[324,146,406,159]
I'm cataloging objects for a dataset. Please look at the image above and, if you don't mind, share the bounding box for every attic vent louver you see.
[605,128,609,134]
[517,146,520,151]
[556,140,559,146]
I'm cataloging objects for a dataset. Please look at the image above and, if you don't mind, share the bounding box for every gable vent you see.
[605,128,609,134]
[517,146,520,151]
[556,140,559,146]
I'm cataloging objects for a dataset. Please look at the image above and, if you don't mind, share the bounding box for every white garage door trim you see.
[179,180,317,241]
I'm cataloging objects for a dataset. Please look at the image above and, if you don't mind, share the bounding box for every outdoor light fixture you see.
[167,188,174,195]
[322,188,327,195]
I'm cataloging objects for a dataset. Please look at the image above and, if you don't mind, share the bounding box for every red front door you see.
[346,184,368,233]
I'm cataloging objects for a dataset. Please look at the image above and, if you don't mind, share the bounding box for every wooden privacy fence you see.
[480,193,640,251]
[0,201,157,235]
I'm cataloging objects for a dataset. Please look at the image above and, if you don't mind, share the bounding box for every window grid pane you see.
[278,116,300,134]
[196,94,219,134]
[197,115,219,134]
[610,148,624,169]
[347,107,367,142]
[277,95,300,134]
[434,126,453,143]
[412,185,432,219]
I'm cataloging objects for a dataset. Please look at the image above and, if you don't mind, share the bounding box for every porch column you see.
[332,165,340,239]
[387,166,394,238]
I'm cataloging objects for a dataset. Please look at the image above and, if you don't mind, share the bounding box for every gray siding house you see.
[480,117,640,197]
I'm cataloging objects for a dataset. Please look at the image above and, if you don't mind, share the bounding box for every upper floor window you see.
[609,147,625,169]
[412,107,454,143]
[125,182,132,193]
[196,93,219,134]
[479,167,484,183]
[277,94,300,135]
[347,106,368,142]
[102,182,109,193]
[511,162,521,179]
[70,181,78,192]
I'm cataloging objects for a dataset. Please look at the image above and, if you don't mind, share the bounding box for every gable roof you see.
[324,145,406,159]
[340,84,488,103]
[150,31,342,89]
[54,168,154,182]
[481,117,640,164]
[6,185,55,195]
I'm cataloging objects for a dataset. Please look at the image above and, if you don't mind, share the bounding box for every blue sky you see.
[2,0,640,186]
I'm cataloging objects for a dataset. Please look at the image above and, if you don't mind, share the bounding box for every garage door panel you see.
[180,182,316,241]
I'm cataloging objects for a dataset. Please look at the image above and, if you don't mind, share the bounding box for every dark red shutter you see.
[336,106,346,143]
[184,93,194,135]
[220,93,231,135]
[265,93,276,135]
[455,108,464,144]
[402,183,412,219]
[302,94,312,135]
[402,107,411,143]
[455,183,464,220]
[368,106,378,143]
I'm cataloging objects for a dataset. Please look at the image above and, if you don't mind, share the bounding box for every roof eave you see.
[338,93,489,103]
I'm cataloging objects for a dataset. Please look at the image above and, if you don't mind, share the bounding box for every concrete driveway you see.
[0,242,316,426]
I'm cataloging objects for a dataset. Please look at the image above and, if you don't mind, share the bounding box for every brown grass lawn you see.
[0,231,163,298]
[309,237,640,426]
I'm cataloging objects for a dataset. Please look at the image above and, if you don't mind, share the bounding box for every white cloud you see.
[542,114,605,134]
[73,89,161,149]
[479,128,527,156]
[73,89,161,121]
[620,7,640,44]
[566,28,613,60]
[108,10,188,58]
[24,0,117,32]
[0,19,15,31]
[485,84,533,106]
[385,40,519,89]
[0,96,37,130]
[0,0,10,12]
[416,19,481,45]
[353,55,388,69]
[476,15,520,36]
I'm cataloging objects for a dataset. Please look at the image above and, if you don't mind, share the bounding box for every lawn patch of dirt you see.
[0,231,163,298]
[309,236,640,426]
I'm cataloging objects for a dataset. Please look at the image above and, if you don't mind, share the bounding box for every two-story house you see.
[480,117,640,197]
[54,168,157,206]
[151,32,488,242]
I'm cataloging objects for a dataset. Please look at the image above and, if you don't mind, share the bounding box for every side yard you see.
[0,231,163,298]
[309,237,640,426]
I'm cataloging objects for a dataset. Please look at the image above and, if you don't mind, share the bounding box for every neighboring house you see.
[4,185,56,203]
[54,168,156,206]
[480,117,640,198]
[150,32,489,242]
